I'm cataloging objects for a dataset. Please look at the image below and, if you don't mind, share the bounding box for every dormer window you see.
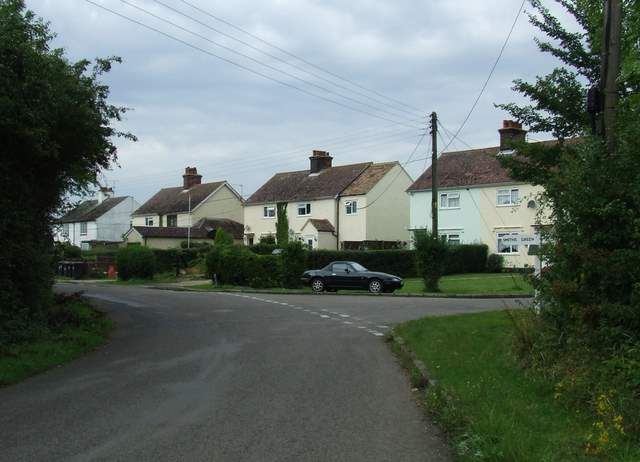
[297,203,311,216]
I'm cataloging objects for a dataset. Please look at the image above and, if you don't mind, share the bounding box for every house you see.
[407,120,544,268]
[244,150,413,249]
[54,187,140,249]
[125,167,244,249]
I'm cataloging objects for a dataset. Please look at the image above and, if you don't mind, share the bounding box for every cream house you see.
[125,167,244,248]
[407,121,546,268]
[244,150,413,249]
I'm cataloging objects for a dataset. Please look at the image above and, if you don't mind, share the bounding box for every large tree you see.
[0,0,134,342]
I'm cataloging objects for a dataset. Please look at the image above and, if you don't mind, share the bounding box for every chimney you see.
[97,186,113,204]
[309,150,333,174]
[498,120,526,151]
[183,166,202,189]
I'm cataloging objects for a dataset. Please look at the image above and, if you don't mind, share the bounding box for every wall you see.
[186,183,243,225]
[54,221,97,247]
[337,195,367,243]
[131,214,159,227]
[124,230,212,249]
[96,197,140,242]
[365,164,412,243]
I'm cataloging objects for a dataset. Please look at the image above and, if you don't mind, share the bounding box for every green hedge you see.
[152,248,202,273]
[444,244,488,275]
[116,246,156,280]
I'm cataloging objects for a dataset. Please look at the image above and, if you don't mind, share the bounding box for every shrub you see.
[414,230,448,292]
[214,229,234,246]
[281,241,307,288]
[116,246,156,280]
[249,241,278,255]
[260,234,276,245]
[487,253,504,273]
[250,255,282,288]
[444,244,488,275]
[206,244,282,287]
[52,242,82,265]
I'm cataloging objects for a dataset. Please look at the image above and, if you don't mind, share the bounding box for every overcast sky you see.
[28,0,576,203]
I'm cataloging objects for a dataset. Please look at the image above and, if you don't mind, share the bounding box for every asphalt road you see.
[0,284,528,462]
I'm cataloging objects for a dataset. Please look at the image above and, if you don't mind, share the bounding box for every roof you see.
[303,218,336,233]
[193,218,244,240]
[246,162,391,204]
[133,181,225,216]
[342,162,397,195]
[57,197,128,223]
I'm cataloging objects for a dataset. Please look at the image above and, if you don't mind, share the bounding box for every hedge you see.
[443,244,488,275]
[152,248,202,273]
[116,246,156,280]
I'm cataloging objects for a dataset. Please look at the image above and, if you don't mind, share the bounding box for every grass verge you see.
[393,311,639,461]
[0,295,112,386]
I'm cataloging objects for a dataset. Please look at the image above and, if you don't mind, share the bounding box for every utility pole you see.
[600,0,622,153]
[430,112,438,239]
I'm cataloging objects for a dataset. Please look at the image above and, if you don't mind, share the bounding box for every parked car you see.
[301,261,404,294]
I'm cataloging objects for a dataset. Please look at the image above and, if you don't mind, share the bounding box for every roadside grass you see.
[0,298,112,386]
[393,311,639,461]
[189,273,533,296]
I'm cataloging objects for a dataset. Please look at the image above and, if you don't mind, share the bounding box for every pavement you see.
[0,284,529,462]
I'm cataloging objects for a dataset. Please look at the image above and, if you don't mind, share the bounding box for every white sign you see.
[518,234,540,246]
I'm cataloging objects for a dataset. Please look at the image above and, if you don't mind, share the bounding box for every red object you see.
[107,265,117,279]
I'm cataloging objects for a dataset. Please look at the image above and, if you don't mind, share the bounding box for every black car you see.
[301,261,404,294]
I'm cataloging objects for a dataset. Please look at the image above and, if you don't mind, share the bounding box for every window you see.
[166,215,177,227]
[145,216,154,226]
[263,205,276,218]
[297,203,311,216]
[345,200,357,215]
[307,239,314,249]
[440,192,460,209]
[440,233,461,245]
[497,188,520,206]
[80,222,87,236]
[497,231,520,254]
[62,224,69,237]
[332,263,351,273]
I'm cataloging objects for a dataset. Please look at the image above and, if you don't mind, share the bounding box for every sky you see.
[27,0,577,204]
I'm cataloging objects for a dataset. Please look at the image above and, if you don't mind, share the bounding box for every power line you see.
[178,0,425,115]
[438,0,526,154]
[146,0,424,121]
[84,0,421,129]
[437,119,473,150]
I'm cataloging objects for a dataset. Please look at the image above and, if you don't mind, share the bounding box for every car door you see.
[343,264,368,289]
[327,263,350,288]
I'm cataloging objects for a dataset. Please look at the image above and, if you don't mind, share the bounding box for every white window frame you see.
[145,216,154,226]
[263,205,276,218]
[439,232,461,245]
[345,200,358,215]
[297,203,311,216]
[439,192,461,209]
[496,188,520,206]
[497,231,520,254]
[80,222,87,236]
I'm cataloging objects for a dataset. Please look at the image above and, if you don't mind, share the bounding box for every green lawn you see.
[190,273,533,296]
[394,311,639,461]
[0,300,112,386]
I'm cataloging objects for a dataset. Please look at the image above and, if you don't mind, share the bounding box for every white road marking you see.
[339,314,350,318]
[320,315,330,318]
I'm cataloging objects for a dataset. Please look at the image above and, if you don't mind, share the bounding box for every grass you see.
[393,311,639,461]
[0,298,112,386]
[189,273,534,296]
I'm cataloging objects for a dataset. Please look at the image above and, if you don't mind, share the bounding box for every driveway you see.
[0,284,528,461]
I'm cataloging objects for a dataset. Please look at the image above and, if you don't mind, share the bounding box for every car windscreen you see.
[351,262,368,272]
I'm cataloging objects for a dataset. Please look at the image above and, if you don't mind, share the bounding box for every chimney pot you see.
[309,150,333,174]
[183,166,203,189]
[499,120,526,151]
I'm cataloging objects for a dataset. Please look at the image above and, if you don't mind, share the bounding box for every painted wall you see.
[54,221,97,247]
[337,195,367,243]
[96,197,140,242]
[125,231,213,249]
[364,164,412,244]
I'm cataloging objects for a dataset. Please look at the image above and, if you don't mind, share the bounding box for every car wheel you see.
[368,278,383,294]
[311,278,325,293]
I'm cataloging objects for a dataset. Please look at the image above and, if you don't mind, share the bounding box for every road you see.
[0,284,528,461]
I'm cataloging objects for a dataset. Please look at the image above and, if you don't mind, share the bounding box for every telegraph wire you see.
[178,0,425,115]
[84,0,421,128]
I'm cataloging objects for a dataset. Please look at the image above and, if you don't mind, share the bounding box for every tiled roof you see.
[133,181,225,216]
[131,226,211,239]
[57,197,127,223]
[246,161,398,204]
[342,162,397,195]
[306,218,336,233]
[194,218,244,240]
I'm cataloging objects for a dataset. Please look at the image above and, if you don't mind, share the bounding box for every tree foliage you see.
[0,0,133,342]
[275,202,289,245]
[414,230,448,292]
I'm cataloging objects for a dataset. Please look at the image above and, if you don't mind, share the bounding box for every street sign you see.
[518,234,540,245]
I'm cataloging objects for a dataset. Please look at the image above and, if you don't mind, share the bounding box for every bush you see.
[52,242,82,265]
[250,255,282,288]
[249,241,278,255]
[213,229,234,246]
[151,248,200,273]
[414,230,448,292]
[281,241,307,288]
[487,253,504,273]
[260,234,276,245]
[116,246,156,280]
[206,244,282,287]
[444,244,488,275]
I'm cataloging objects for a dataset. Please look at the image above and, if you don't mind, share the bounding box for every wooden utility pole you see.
[600,0,622,153]
[430,112,438,239]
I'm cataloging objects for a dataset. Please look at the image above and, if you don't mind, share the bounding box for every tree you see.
[414,230,448,292]
[0,0,134,342]
[276,202,289,245]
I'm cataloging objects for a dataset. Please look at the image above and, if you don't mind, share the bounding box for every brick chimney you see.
[309,150,333,174]
[97,186,113,204]
[498,120,526,151]
[183,166,202,189]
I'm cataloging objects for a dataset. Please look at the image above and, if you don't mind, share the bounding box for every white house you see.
[243,150,413,249]
[54,187,140,249]
[125,167,244,249]
[407,121,545,268]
